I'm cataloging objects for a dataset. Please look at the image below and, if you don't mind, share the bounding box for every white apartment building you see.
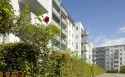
[93,45,125,71]
[0,0,93,63]
[74,22,93,64]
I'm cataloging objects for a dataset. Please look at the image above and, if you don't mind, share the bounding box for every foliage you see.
[0,42,40,75]
[0,2,105,77]
[61,52,90,77]
[92,65,105,77]
[37,51,64,77]
[119,65,125,73]
[13,6,60,49]
[106,69,118,73]
[0,0,14,34]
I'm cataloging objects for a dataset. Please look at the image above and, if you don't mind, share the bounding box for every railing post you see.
[0,72,3,77]
[17,72,20,77]
[6,72,9,77]
[22,72,26,77]
[12,72,15,77]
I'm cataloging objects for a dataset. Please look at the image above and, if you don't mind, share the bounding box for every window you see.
[120,57,122,60]
[76,35,78,39]
[69,31,71,36]
[69,39,71,45]
[76,27,78,30]
[76,43,78,49]
[120,49,122,51]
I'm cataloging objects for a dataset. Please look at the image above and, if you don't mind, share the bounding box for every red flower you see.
[44,16,49,23]
[61,54,65,59]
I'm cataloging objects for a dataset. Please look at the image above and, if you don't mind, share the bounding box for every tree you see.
[0,0,14,43]
[12,6,60,76]
[0,2,61,76]
[119,65,125,73]
[0,0,14,34]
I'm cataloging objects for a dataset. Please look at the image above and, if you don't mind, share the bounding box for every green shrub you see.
[106,69,118,73]
[61,53,91,77]
[92,65,105,77]
[0,43,105,77]
[119,65,125,73]
[0,42,40,75]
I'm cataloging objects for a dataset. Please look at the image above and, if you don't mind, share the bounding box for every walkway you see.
[96,73,125,77]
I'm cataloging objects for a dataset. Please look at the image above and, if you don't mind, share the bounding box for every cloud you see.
[119,26,125,33]
[94,35,107,43]
[96,38,125,47]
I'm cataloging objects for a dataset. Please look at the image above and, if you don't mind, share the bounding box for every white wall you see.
[67,20,75,51]
[86,43,93,64]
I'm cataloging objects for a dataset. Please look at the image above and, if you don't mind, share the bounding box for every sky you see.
[62,0,125,47]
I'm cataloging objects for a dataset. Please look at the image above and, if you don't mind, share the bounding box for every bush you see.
[0,43,105,77]
[106,69,118,73]
[119,65,125,73]
[61,53,91,77]
[92,65,105,77]
[0,42,40,75]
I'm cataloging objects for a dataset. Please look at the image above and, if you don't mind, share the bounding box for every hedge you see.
[92,65,105,77]
[0,42,40,75]
[0,43,105,77]
[119,65,125,73]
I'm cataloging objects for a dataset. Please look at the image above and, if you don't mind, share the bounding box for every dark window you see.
[76,27,78,30]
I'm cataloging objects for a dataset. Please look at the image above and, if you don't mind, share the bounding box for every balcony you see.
[81,46,86,51]
[19,0,48,15]
[61,18,67,26]
[62,29,67,36]
[54,0,60,7]
[81,30,88,36]
[81,39,88,44]
[52,20,61,29]
[52,7,60,18]
[61,6,68,16]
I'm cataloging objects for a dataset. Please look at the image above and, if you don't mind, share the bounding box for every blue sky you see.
[62,0,125,47]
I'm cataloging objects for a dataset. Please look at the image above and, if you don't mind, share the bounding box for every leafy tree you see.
[119,65,125,73]
[0,0,14,34]
[12,6,60,76]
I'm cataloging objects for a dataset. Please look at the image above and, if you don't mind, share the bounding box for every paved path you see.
[96,73,125,77]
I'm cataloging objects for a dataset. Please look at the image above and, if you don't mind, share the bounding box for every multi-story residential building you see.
[0,0,92,63]
[86,43,93,64]
[93,44,125,71]
[74,22,87,57]
[74,22,93,64]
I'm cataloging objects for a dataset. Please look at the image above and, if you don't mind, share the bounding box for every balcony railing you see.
[81,47,86,51]
[54,0,60,7]
[62,29,67,36]
[52,20,61,29]
[19,0,48,15]
[62,18,67,26]
[37,0,49,11]
[53,7,60,18]
[81,39,88,44]
[61,6,68,16]
[81,30,88,36]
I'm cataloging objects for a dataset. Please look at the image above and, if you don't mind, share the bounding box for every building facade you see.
[0,0,92,63]
[93,45,125,71]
